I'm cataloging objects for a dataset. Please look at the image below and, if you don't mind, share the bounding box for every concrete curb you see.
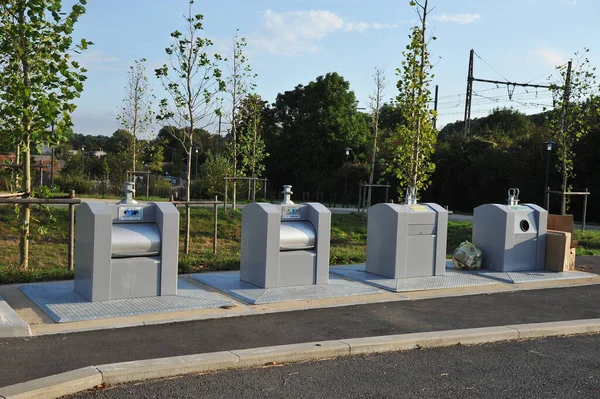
[0,367,101,399]
[1,319,599,399]
[0,297,31,338]
[97,351,240,385]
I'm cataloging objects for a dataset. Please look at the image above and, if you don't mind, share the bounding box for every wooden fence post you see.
[224,179,228,211]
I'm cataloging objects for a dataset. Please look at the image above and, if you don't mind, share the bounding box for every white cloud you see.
[74,49,120,71]
[534,48,566,68]
[252,9,397,56]
[433,13,481,24]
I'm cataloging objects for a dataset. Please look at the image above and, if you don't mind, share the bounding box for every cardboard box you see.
[545,229,575,272]
[547,214,578,248]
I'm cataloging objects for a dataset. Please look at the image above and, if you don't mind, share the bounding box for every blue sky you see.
[69,0,599,136]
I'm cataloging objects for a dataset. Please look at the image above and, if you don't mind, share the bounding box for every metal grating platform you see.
[458,268,598,284]
[190,272,382,305]
[19,278,234,323]
[330,264,498,293]
[332,260,598,292]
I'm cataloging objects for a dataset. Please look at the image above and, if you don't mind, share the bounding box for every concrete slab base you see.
[18,278,234,323]
[191,272,382,304]
[0,296,31,337]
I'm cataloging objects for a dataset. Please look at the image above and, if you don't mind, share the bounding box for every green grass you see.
[0,267,73,285]
[1,205,599,284]
[574,229,600,256]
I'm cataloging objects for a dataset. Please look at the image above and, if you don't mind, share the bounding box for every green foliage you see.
[546,49,600,211]
[141,142,165,173]
[152,178,173,198]
[0,266,74,285]
[197,155,233,197]
[155,0,225,209]
[385,0,437,202]
[236,94,268,178]
[267,72,369,192]
[429,108,550,210]
[117,58,154,172]
[0,0,91,149]
[0,0,91,269]
[54,175,93,194]
[225,31,257,182]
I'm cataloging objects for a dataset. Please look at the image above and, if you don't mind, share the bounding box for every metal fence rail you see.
[0,190,80,269]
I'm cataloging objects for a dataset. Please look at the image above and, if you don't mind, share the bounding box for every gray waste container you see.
[74,183,179,301]
[472,188,547,272]
[366,203,448,278]
[240,185,331,288]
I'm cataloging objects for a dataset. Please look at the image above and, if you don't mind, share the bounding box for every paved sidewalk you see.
[0,284,599,388]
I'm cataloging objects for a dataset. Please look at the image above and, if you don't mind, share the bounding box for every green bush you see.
[153,178,172,198]
[0,266,74,284]
[198,155,233,198]
[54,175,93,195]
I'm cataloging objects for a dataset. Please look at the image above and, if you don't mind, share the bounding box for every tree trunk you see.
[368,74,382,208]
[232,104,237,210]
[19,8,31,270]
[184,145,192,254]
[408,0,428,203]
[20,135,31,270]
[559,62,572,215]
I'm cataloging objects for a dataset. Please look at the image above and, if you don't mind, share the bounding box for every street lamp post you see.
[81,146,85,178]
[544,140,555,210]
[194,146,199,180]
[343,147,352,207]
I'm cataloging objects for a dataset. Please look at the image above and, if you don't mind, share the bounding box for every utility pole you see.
[433,84,439,129]
[560,60,572,215]
[463,49,552,136]
[463,49,474,136]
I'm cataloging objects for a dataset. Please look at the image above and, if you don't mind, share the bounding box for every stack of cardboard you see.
[545,214,577,272]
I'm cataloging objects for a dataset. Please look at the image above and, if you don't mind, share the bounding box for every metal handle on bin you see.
[507,188,520,206]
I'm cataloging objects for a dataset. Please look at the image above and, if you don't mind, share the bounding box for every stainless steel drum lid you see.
[279,221,316,250]
[111,223,161,258]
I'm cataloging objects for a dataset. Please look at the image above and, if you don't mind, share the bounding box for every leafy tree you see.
[385,0,436,203]
[224,31,256,209]
[104,129,133,154]
[140,141,164,174]
[117,58,154,174]
[267,72,369,193]
[237,94,268,181]
[367,67,386,207]
[547,50,599,214]
[155,0,224,254]
[197,155,233,198]
[156,125,213,175]
[0,0,91,269]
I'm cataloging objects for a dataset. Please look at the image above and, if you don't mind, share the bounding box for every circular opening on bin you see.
[520,220,530,232]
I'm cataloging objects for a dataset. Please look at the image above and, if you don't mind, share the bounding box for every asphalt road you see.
[1,284,600,387]
[66,333,600,399]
